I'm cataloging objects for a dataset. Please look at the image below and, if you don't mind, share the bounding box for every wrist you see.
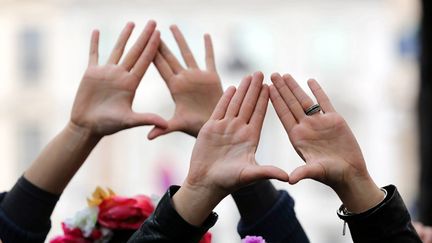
[334,175,385,213]
[172,181,225,227]
[66,121,102,142]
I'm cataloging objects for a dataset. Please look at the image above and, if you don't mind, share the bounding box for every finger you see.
[238,72,264,121]
[283,74,315,111]
[107,22,135,65]
[154,52,174,86]
[241,165,289,185]
[249,84,269,130]
[170,25,198,68]
[147,127,171,140]
[204,34,216,71]
[88,29,99,66]
[159,41,183,73]
[131,30,160,80]
[121,20,157,70]
[307,79,336,113]
[269,85,297,132]
[225,75,252,118]
[125,112,168,129]
[147,118,182,140]
[210,86,237,120]
[270,73,305,121]
[288,164,325,185]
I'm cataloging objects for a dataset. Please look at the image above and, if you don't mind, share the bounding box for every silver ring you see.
[305,104,321,116]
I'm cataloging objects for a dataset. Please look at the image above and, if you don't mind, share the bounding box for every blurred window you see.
[18,27,42,84]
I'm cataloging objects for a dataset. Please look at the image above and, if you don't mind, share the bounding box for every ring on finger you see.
[305,104,321,116]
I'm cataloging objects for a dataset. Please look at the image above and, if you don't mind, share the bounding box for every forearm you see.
[339,185,422,243]
[128,186,217,243]
[334,175,385,214]
[233,181,310,243]
[24,122,100,194]
[232,180,278,223]
[172,182,223,227]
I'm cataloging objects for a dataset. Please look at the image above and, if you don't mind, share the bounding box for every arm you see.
[25,21,165,194]
[0,21,166,243]
[152,26,308,242]
[233,181,309,243]
[129,72,289,242]
[269,73,421,242]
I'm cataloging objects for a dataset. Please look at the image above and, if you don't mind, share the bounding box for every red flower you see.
[199,232,212,243]
[50,223,100,243]
[98,195,154,230]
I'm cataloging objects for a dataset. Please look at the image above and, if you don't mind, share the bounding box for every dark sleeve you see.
[0,176,60,243]
[127,185,218,243]
[234,181,309,243]
[338,185,422,243]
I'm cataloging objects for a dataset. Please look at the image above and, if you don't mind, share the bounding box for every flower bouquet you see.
[51,187,211,243]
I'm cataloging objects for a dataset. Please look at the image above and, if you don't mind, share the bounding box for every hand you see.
[148,25,223,139]
[269,73,384,213]
[172,72,289,226]
[70,21,167,138]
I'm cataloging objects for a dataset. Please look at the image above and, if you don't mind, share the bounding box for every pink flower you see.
[98,195,154,230]
[199,232,212,243]
[242,235,266,243]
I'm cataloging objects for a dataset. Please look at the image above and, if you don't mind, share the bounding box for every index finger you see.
[131,30,160,80]
[170,25,198,68]
[270,73,305,121]
[210,86,237,120]
[121,20,157,70]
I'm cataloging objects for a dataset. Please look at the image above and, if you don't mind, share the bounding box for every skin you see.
[172,72,289,226]
[24,21,167,194]
[150,27,282,228]
[148,25,223,139]
[269,73,384,213]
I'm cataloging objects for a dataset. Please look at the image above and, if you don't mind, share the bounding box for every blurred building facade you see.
[0,0,421,242]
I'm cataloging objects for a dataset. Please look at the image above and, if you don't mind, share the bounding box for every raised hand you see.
[269,73,384,213]
[71,21,167,138]
[172,72,289,226]
[148,25,223,139]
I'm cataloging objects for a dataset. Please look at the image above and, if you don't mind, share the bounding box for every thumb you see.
[147,126,172,140]
[148,118,185,140]
[127,112,168,129]
[241,165,289,185]
[289,164,324,185]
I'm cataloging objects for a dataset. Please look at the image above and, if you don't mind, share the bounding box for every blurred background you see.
[0,0,424,242]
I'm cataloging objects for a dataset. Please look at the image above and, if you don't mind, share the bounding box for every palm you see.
[149,25,223,139]
[167,70,223,136]
[270,73,369,186]
[70,22,166,138]
[72,66,140,136]
[190,119,260,191]
[187,73,289,195]
[288,113,366,187]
